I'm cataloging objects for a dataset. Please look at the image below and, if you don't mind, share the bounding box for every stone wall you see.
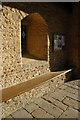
[0,2,2,84]
[1,2,74,118]
[0,2,2,119]
[47,4,70,71]
[68,3,80,77]
[2,3,70,88]
[21,3,70,71]
[2,4,50,88]
[19,2,70,71]
[2,5,26,88]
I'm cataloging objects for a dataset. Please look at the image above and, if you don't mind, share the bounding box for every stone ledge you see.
[2,69,72,118]
[1,71,61,103]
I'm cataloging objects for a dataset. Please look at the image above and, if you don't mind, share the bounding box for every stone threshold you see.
[1,69,72,103]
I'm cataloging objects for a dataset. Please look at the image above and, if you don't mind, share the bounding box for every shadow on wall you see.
[21,12,68,72]
[49,34,69,72]
[21,12,48,61]
[2,2,80,78]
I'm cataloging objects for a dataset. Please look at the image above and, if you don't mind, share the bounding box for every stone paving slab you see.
[65,82,80,90]
[49,89,66,101]
[59,107,78,118]
[59,84,78,95]
[63,97,78,110]
[24,103,39,113]
[57,86,79,101]
[5,79,79,119]
[34,98,63,118]
[68,79,79,86]
[11,108,33,118]
[32,108,54,118]
[42,94,68,111]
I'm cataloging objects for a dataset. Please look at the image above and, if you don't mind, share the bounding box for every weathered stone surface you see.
[49,89,66,101]
[65,82,80,90]
[33,97,43,105]
[59,84,78,95]
[59,107,78,118]
[2,2,71,89]
[24,103,39,113]
[42,94,68,111]
[58,87,79,101]
[2,70,71,117]
[63,97,78,110]
[35,98,63,118]
[3,79,79,119]
[1,2,78,118]
[6,115,13,119]
[2,4,50,89]
[32,108,54,118]
[11,108,33,118]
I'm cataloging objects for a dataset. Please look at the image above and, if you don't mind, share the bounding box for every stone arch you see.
[21,12,48,60]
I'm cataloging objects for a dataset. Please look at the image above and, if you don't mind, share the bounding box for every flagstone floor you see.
[5,79,80,119]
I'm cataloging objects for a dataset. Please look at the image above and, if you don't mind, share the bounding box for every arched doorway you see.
[21,13,48,60]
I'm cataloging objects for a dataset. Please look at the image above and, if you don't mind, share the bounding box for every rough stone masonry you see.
[1,2,80,118]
